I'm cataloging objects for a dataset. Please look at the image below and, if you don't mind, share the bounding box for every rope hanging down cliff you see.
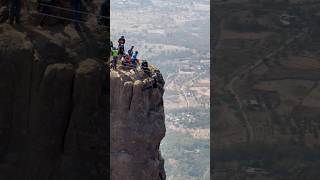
[0,0,109,27]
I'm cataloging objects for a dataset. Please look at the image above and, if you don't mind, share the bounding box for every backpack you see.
[141,61,148,68]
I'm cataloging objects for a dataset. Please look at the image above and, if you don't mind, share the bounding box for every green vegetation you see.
[161,130,210,180]
[162,107,210,179]
[166,107,210,129]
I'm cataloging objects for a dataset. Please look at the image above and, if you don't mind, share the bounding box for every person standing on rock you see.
[131,50,138,68]
[117,36,125,58]
[111,47,118,69]
[118,35,125,47]
[9,0,21,25]
[118,44,125,56]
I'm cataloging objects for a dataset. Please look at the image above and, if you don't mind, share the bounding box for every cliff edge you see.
[110,66,166,180]
[0,24,166,179]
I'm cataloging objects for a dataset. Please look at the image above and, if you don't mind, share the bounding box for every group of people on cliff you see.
[110,36,163,91]
[0,0,108,28]
[110,36,152,76]
[110,36,139,69]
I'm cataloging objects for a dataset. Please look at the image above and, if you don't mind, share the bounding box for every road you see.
[165,62,209,108]
[226,30,306,142]
[180,88,190,108]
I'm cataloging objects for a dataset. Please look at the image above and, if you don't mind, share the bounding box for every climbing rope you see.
[28,3,155,73]
[29,2,110,27]
[36,2,110,19]
[35,12,98,24]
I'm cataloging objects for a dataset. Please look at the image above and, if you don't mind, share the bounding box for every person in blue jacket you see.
[131,51,138,67]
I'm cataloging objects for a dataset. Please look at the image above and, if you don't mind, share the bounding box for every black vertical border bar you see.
[210,0,215,178]
[106,0,111,179]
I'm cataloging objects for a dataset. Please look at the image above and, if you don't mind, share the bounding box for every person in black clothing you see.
[118,44,125,56]
[9,0,20,25]
[118,36,125,47]
[128,46,134,57]
[141,60,151,77]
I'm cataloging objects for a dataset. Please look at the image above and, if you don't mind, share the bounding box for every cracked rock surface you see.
[0,25,107,180]
[110,69,166,180]
[0,25,166,180]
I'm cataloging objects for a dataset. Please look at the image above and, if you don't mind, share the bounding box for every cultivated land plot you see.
[213,1,320,179]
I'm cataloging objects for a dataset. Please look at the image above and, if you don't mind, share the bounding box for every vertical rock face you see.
[0,25,166,179]
[110,69,166,180]
[0,25,108,180]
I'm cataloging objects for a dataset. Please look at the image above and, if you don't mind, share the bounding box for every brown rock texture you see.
[0,25,108,180]
[110,69,166,180]
[0,24,166,179]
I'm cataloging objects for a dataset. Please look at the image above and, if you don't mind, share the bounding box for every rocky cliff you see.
[110,67,166,180]
[0,24,166,179]
[0,24,108,179]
